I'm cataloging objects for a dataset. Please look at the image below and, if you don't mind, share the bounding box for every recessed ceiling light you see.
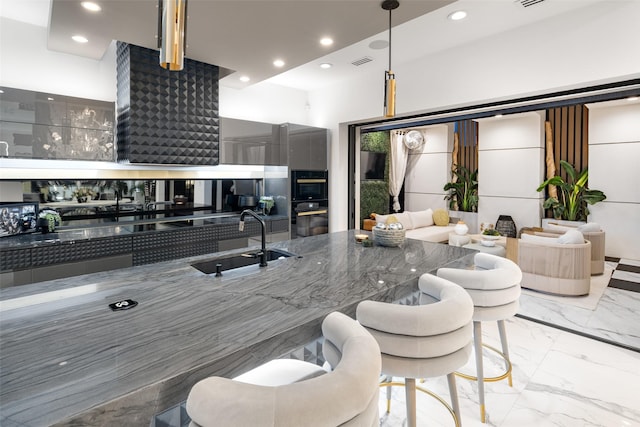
[319,63,332,69]
[320,37,333,46]
[627,96,639,101]
[448,10,467,21]
[81,1,102,12]
[494,114,503,118]
[72,35,89,43]
[273,59,285,68]
[239,76,250,82]
[0,90,4,94]
[47,97,54,101]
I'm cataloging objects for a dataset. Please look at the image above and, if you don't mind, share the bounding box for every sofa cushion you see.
[545,222,574,232]
[409,209,434,228]
[557,229,585,244]
[406,224,455,243]
[432,209,449,226]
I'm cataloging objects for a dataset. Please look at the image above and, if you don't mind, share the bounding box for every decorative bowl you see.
[372,228,405,247]
[480,239,496,247]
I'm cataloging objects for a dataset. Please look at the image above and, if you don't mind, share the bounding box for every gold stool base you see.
[380,381,460,427]
[455,343,513,384]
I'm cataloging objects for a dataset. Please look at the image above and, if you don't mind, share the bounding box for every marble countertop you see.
[0,230,474,426]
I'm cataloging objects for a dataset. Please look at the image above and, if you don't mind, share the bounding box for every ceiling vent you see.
[516,0,546,7]
[351,56,373,67]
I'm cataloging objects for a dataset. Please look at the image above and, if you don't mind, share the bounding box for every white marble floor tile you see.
[612,269,640,282]
[378,316,640,427]
[619,258,640,267]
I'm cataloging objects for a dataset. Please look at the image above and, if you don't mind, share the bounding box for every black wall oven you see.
[291,170,328,239]
[291,170,328,202]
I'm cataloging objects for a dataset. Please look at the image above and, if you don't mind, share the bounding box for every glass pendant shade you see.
[159,0,187,71]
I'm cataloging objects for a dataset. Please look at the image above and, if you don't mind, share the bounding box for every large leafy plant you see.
[444,166,478,212]
[536,160,606,221]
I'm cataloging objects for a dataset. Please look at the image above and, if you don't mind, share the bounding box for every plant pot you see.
[37,218,50,234]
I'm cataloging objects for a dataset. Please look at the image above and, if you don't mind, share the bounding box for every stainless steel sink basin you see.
[192,249,299,275]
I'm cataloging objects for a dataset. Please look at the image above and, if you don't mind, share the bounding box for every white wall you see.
[476,112,546,235]
[587,100,640,259]
[404,124,452,212]
[308,0,640,235]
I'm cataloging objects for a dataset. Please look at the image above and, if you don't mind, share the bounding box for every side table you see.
[462,242,507,257]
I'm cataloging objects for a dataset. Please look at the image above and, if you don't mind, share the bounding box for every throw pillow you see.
[521,233,559,245]
[393,212,414,230]
[545,223,574,232]
[409,209,434,228]
[432,209,449,226]
[374,213,388,224]
[557,229,584,244]
[578,222,601,233]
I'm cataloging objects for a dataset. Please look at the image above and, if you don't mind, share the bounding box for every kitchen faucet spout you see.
[239,210,267,267]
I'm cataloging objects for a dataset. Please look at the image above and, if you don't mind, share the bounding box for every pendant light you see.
[382,0,399,117]
[158,0,188,71]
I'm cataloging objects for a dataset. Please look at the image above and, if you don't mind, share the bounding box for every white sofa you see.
[374,209,456,243]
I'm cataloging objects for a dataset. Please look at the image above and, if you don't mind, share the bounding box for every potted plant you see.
[444,166,478,213]
[37,209,61,233]
[536,160,606,222]
[73,187,96,203]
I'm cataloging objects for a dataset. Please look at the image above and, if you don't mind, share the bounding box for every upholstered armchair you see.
[543,221,605,275]
[517,230,591,296]
[186,312,381,427]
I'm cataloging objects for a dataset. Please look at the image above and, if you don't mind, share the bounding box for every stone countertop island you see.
[0,230,474,426]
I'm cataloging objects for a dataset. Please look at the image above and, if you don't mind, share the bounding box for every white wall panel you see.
[478,112,545,150]
[405,193,448,212]
[589,202,640,259]
[589,142,640,204]
[478,148,545,199]
[415,125,450,154]
[405,152,449,194]
[588,102,640,144]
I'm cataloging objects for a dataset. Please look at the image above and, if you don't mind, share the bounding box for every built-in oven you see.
[292,201,328,238]
[291,170,328,239]
[291,170,328,202]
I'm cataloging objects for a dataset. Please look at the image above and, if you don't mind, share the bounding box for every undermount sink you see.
[192,249,299,275]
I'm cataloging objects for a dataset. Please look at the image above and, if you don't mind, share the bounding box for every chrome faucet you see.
[239,209,267,267]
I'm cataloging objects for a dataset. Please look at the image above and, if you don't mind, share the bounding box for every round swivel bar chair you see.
[356,273,474,427]
[437,252,522,423]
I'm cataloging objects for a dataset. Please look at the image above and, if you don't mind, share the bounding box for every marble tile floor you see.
[518,259,640,351]
[378,315,640,427]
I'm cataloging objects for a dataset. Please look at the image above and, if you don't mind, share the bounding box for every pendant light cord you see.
[388,8,392,71]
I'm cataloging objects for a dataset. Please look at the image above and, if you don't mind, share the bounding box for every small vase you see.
[454,221,469,235]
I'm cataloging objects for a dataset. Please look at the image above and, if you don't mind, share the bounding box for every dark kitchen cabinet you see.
[286,124,328,170]
[220,117,284,165]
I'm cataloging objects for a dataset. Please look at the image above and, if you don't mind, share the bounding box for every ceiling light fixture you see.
[627,96,639,101]
[273,59,285,68]
[72,35,89,43]
[239,76,250,82]
[320,37,333,46]
[382,0,399,118]
[81,2,102,12]
[158,0,188,71]
[320,63,332,69]
[447,10,467,21]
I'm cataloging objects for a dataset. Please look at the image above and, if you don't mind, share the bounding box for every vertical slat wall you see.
[547,105,589,179]
[455,119,478,172]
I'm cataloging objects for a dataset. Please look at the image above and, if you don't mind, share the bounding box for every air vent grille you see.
[351,56,373,66]
[516,0,545,7]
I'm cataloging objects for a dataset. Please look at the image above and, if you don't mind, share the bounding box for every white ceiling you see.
[1,0,607,91]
